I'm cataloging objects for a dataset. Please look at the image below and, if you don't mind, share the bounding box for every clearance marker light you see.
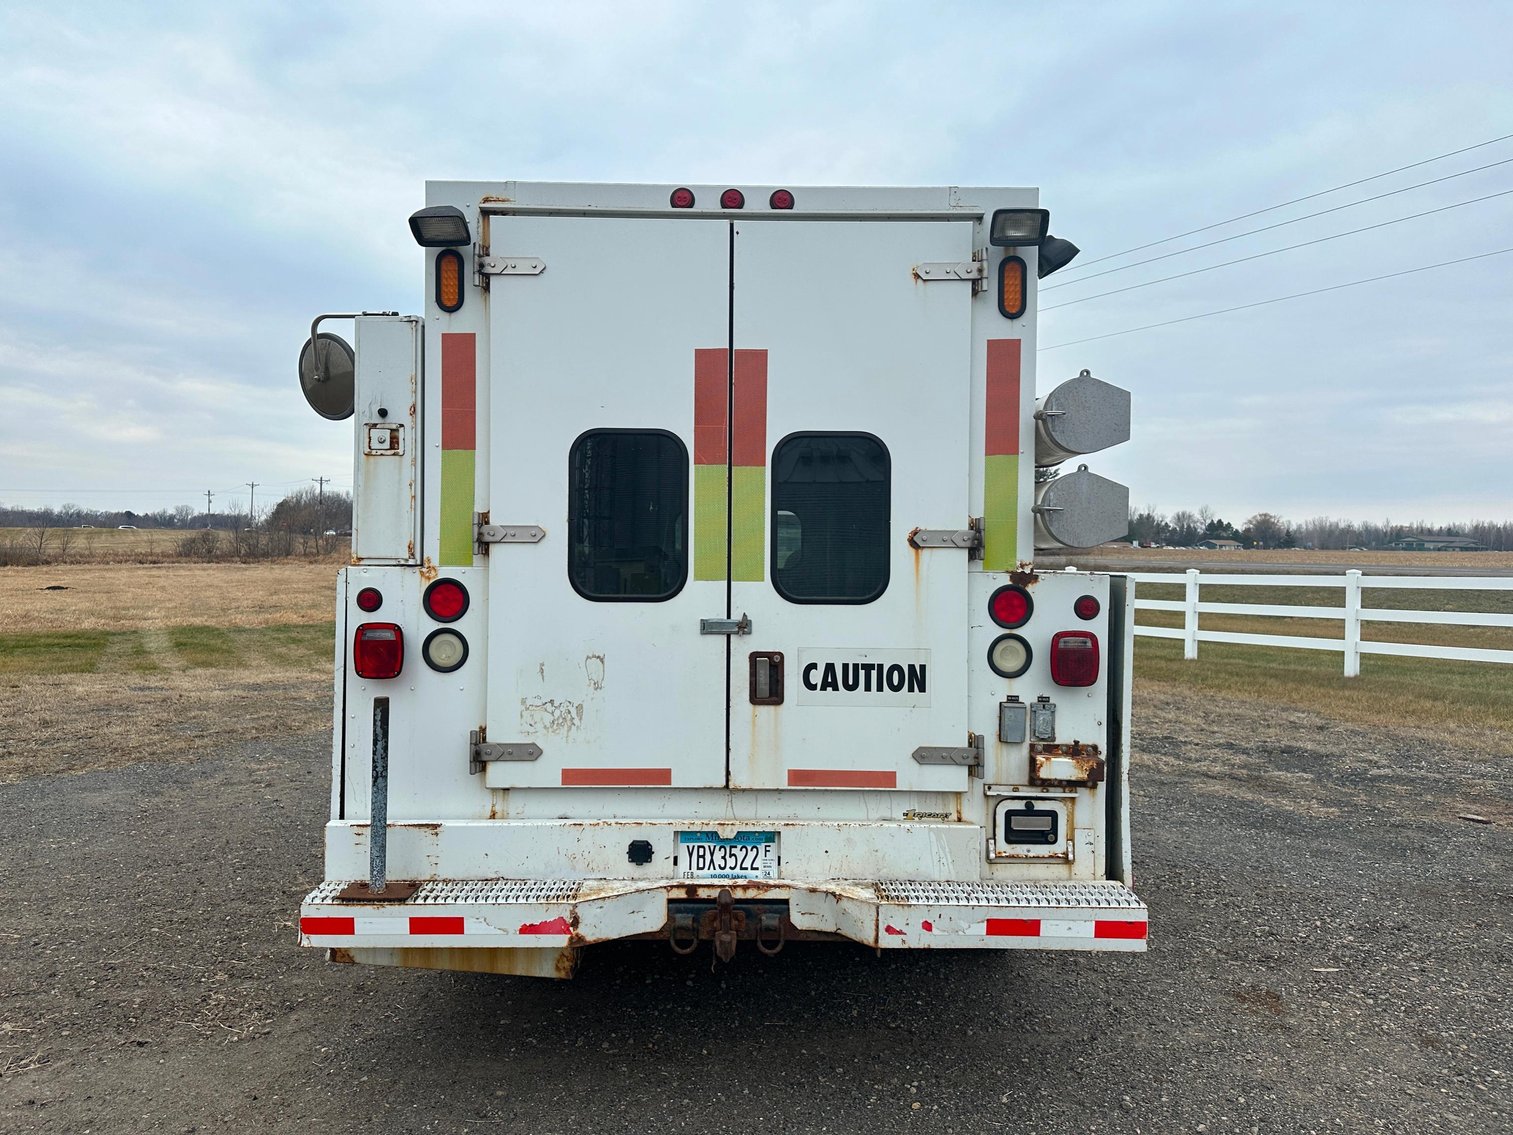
[355,587,383,613]
[435,249,464,313]
[998,255,1027,319]
[721,188,745,209]
[353,623,404,679]
[670,187,696,208]
[769,189,795,210]
[1074,594,1101,620]
[988,583,1034,628]
[1050,630,1100,687]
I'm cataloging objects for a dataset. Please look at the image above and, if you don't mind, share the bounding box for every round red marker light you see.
[355,587,383,613]
[769,189,794,210]
[988,584,1033,629]
[721,188,745,209]
[1074,594,1101,621]
[669,187,695,208]
[423,578,469,623]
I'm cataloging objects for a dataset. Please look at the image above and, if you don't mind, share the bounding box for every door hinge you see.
[476,520,546,553]
[469,728,543,774]
[908,517,983,559]
[700,613,752,636]
[914,260,987,282]
[911,732,984,777]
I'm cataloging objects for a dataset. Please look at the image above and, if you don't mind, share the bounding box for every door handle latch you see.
[700,614,752,636]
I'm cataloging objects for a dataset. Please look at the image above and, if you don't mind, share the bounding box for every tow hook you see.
[669,910,699,955]
[755,910,786,956]
[709,888,742,963]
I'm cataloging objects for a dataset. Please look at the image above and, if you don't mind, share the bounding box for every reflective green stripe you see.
[439,449,476,566]
[730,466,766,581]
[983,453,1019,571]
[693,464,728,580]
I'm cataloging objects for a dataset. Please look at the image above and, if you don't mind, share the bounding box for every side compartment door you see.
[729,219,976,792]
[483,216,730,789]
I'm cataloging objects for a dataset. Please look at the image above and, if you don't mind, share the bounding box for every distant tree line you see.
[0,489,354,562]
[1125,505,1513,551]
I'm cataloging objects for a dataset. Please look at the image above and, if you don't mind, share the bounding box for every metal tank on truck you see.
[294,182,1144,978]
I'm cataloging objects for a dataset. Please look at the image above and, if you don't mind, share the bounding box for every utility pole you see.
[204,489,213,529]
[313,475,329,501]
[246,481,259,526]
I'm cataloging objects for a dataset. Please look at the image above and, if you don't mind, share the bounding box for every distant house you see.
[1196,538,1243,550]
[1386,533,1487,552]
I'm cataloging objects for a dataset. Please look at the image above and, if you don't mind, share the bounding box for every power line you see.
[1044,159,1513,291]
[1038,246,1513,351]
[1042,187,1513,311]
[1054,131,1513,274]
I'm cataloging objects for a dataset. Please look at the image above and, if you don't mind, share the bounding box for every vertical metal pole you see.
[369,697,389,893]
[1343,569,1362,678]
[1184,569,1201,661]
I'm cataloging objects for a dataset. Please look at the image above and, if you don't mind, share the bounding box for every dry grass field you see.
[0,561,339,781]
[0,525,193,561]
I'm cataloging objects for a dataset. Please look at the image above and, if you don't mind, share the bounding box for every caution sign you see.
[794,648,931,708]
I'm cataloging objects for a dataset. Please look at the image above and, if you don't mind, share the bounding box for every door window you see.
[568,430,688,601]
[770,432,890,604]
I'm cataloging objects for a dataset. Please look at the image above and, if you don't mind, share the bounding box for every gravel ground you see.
[0,688,1507,1134]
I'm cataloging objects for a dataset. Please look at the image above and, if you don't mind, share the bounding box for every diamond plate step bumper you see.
[299,878,1147,952]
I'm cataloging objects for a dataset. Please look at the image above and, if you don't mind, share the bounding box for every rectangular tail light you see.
[354,622,404,679]
[1049,630,1099,687]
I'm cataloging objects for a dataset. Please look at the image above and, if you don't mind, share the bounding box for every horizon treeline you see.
[1126,506,1513,551]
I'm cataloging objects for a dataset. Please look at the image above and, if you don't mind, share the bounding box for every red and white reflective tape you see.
[298,913,573,940]
[982,917,1147,940]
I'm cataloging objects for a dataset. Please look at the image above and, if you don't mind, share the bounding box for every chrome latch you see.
[700,614,752,636]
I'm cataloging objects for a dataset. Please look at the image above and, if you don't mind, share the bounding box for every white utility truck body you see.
[297,182,1141,977]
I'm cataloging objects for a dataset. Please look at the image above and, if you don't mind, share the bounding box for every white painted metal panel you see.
[727,219,974,792]
[484,216,729,788]
[353,316,420,562]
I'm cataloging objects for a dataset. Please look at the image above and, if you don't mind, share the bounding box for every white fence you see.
[1129,569,1513,677]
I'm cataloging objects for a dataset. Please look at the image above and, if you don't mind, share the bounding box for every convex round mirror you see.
[298,332,355,420]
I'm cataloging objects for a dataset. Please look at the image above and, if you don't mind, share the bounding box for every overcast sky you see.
[1,1,1509,525]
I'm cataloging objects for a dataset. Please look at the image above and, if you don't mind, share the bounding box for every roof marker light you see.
[670,187,695,208]
[721,188,745,209]
[769,189,794,210]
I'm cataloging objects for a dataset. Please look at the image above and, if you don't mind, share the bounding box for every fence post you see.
[1183,568,1200,660]
[1343,569,1362,678]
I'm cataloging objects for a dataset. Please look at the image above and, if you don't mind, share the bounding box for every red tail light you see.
[988,584,1033,629]
[354,623,404,679]
[423,578,469,622]
[355,587,383,612]
[1050,630,1099,687]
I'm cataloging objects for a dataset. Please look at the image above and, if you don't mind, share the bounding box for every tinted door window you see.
[770,432,890,604]
[568,430,688,601]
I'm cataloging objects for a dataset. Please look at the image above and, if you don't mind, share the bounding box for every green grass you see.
[0,630,113,675]
[0,623,334,676]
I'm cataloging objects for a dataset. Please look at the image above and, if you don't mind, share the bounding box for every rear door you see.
[727,219,976,791]
[484,216,729,788]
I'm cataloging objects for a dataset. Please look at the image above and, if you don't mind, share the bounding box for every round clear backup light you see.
[987,633,1032,679]
[423,628,469,673]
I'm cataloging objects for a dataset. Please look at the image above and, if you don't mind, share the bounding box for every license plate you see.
[676,831,779,880]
